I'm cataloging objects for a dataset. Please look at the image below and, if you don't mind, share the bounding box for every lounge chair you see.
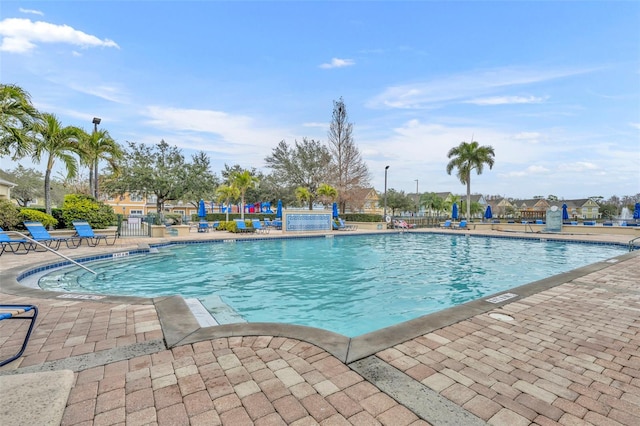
[456,220,468,230]
[0,228,34,255]
[234,219,254,233]
[24,221,79,249]
[394,219,414,229]
[252,219,270,234]
[72,221,117,246]
[338,218,357,231]
[0,304,38,367]
[197,221,210,233]
[440,220,452,229]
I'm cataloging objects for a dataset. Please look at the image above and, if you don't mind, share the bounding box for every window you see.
[130,193,143,202]
[130,209,143,216]
[147,195,157,203]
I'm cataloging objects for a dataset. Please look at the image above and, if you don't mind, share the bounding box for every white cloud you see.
[367,66,594,109]
[558,161,600,172]
[19,8,44,16]
[0,18,119,53]
[319,58,355,69]
[503,165,551,177]
[630,122,640,130]
[465,95,547,106]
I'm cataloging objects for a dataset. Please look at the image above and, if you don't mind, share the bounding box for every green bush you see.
[19,208,58,228]
[0,199,21,230]
[164,213,183,225]
[62,194,116,229]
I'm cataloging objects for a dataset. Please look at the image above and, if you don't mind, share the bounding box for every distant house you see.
[0,177,16,201]
[512,198,550,220]
[103,192,199,218]
[551,199,600,220]
[350,187,382,215]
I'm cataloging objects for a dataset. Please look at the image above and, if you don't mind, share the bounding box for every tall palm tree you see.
[231,170,259,219]
[317,183,338,209]
[446,141,495,220]
[216,184,240,222]
[80,128,123,198]
[0,84,41,159]
[31,113,84,215]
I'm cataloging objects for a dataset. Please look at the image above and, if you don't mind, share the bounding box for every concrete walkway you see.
[0,228,638,425]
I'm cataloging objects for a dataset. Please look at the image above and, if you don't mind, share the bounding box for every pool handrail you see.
[6,230,96,274]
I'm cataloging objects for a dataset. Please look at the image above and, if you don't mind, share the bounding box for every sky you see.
[1,0,639,201]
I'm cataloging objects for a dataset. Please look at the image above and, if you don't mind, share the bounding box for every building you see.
[0,177,16,201]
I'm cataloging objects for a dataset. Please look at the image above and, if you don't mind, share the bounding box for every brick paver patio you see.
[1,228,638,425]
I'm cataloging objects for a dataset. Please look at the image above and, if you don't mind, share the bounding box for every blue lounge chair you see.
[0,228,34,255]
[252,219,270,234]
[234,219,254,233]
[441,220,452,229]
[72,221,117,246]
[457,220,468,230]
[24,221,79,249]
[197,221,210,233]
[338,218,357,231]
[0,304,38,367]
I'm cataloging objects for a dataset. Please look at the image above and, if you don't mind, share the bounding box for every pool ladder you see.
[629,236,640,252]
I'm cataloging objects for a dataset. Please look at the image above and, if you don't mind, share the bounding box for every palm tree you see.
[216,184,239,222]
[231,170,259,219]
[420,192,445,218]
[0,84,41,159]
[317,183,338,209]
[80,128,123,198]
[295,186,311,208]
[446,141,495,220]
[31,113,84,215]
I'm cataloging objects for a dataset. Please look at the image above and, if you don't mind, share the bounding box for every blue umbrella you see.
[198,199,206,219]
[452,203,458,220]
[634,203,640,220]
[332,202,339,218]
[484,205,492,220]
[276,199,283,218]
[562,203,569,221]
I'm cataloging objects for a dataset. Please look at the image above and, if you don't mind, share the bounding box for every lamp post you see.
[414,179,419,215]
[91,117,101,198]
[383,166,389,220]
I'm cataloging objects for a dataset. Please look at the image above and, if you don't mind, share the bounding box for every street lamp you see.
[415,179,419,215]
[91,117,101,198]
[383,166,389,220]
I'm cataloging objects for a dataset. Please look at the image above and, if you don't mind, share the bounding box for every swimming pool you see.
[36,233,626,337]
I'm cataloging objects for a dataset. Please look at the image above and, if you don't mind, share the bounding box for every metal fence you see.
[116,215,150,237]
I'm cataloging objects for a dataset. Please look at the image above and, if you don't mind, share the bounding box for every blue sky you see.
[1,1,639,200]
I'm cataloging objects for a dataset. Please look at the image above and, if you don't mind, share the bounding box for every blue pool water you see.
[37,233,626,337]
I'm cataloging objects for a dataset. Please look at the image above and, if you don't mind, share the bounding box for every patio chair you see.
[234,219,254,233]
[24,221,80,250]
[0,304,38,367]
[72,221,117,246]
[252,219,270,234]
[0,227,35,255]
[440,220,452,229]
[197,221,210,233]
[338,218,357,231]
[456,220,468,230]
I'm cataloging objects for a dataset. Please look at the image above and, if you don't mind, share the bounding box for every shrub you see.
[62,194,116,229]
[164,213,183,225]
[19,208,58,228]
[0,199,21,230]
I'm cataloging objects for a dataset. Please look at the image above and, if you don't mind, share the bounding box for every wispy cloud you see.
[503,165,551,177]
[319,57,355,69]
[367,66,594,109]
[0,18,119,53]
[466,95,547,106]
[19,8,44,16]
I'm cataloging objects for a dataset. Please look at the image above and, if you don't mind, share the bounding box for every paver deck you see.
[1,227,638,425]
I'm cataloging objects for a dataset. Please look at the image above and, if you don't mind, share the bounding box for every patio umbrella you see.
[484,205,492,220]
[452,202,458,220]
[276,199,283,218]
[562,203,569,221]
[332,202,339,218]
[634,203,640,220]
[198,199,206,219]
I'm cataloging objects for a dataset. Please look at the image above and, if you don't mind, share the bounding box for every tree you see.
[420,192,445,217]
[317,183,338,208]
[265,138,331,210]
[1,165,44,206]
[385,189,414,216]
[231,169,259,219]
[0,84,41,159]
[30,113,84,215]
[446,140,495,221]
[216,184,239,222]
[181,151,220,208]
[295,186,311,207]
[80,128,123,199]
[327,97,370,214]
[102,140,215,217]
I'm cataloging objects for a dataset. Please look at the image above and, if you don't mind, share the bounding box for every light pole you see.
[383,166,389,220]
[91,117,101,198]
[414,179,419,215]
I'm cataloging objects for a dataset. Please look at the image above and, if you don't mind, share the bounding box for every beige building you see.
[0,177,16,201]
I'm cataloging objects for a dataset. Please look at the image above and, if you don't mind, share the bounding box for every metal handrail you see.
[7,231,96,274]
[629,236,640,252]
